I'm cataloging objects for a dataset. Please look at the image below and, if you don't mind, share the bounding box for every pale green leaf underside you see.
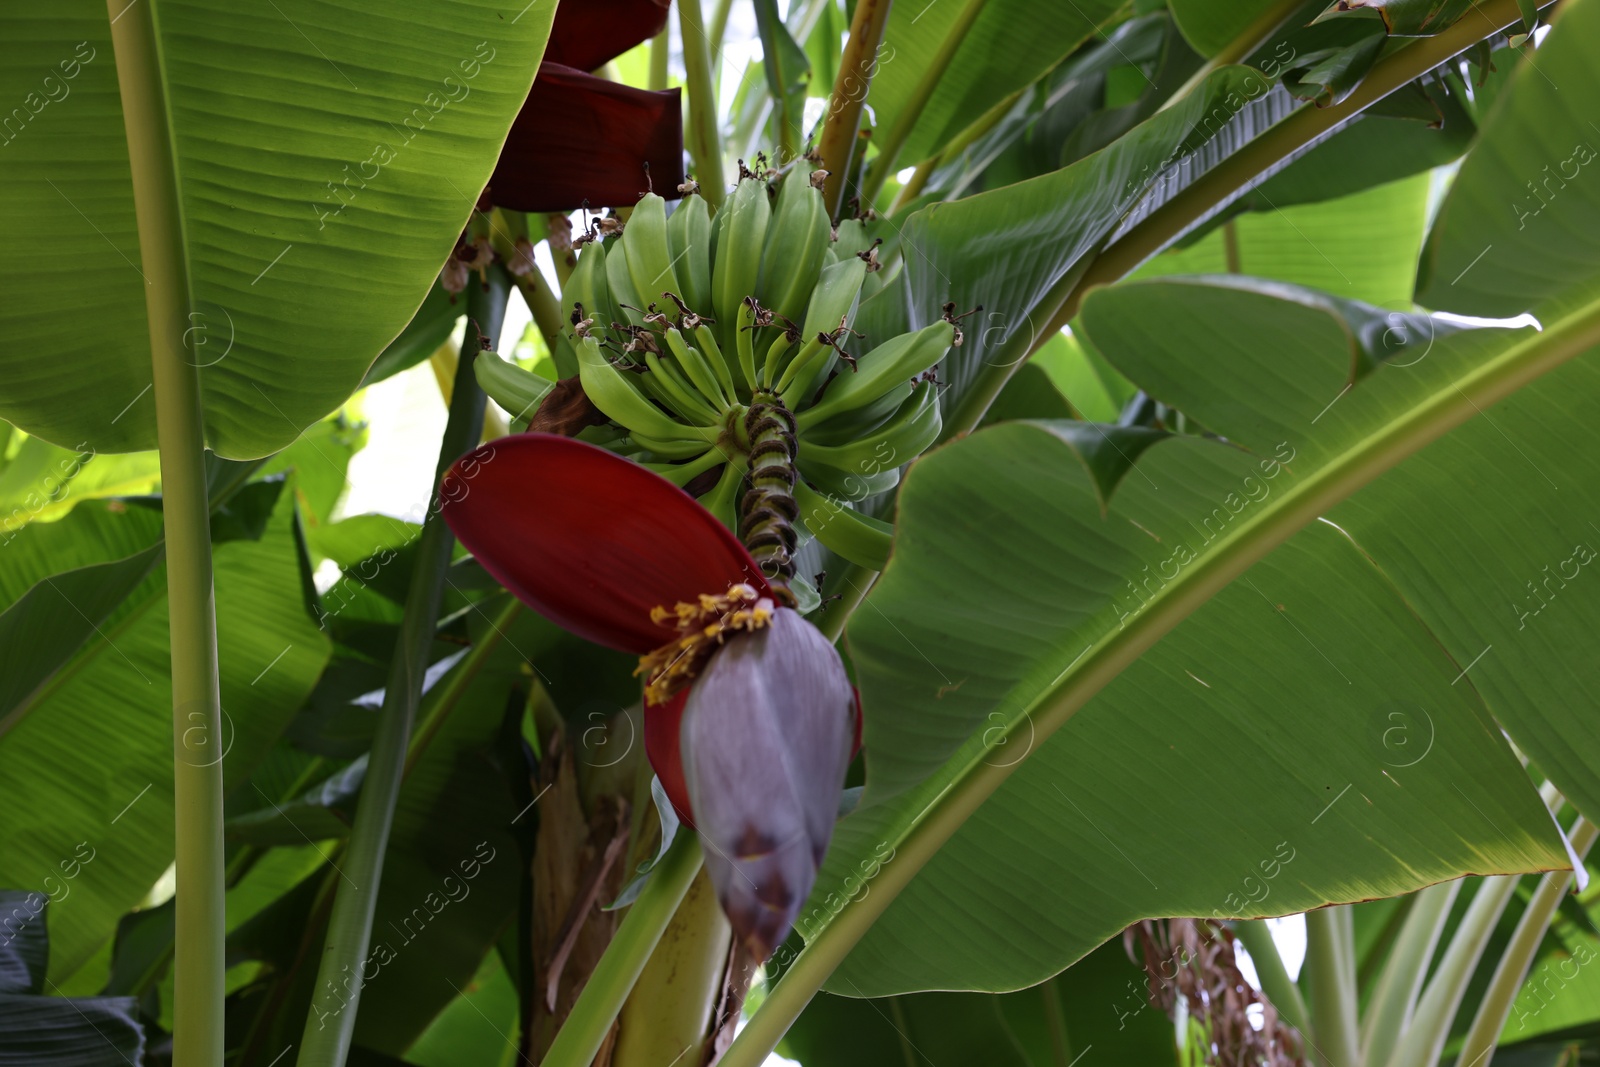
[0,491,329,979]
[0,2,552,458]
[1416,0,1600,315]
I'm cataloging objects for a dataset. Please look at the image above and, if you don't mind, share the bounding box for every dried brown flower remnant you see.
[1126,918,1306,1067]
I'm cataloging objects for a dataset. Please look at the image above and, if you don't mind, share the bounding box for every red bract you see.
[440,434,760,820]
[545,0,670,75]
[490,63,684,213]
[440,434,767,654]
[490,0,682,214]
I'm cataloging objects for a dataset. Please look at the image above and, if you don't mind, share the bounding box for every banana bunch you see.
[481,168,961,573]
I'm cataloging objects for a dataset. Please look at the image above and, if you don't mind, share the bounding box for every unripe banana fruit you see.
[544,167,969,567]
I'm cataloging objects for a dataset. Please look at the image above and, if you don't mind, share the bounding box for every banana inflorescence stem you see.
[740,391,800,604]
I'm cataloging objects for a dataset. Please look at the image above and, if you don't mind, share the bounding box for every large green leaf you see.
[1085,275,1600,830]
[1415,0,1600,315]
[0,483,330,979]
[866,0,1125,167]
[0,3,553,458]
[1094,273,1600,844]
[738,265,1600,1018]
[824,433,1562,995]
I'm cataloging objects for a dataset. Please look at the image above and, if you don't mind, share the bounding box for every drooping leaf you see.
[1416,0,1600,316]
[0,3,555,458]
[1238,79,1476,213]
[823,432,1563,995]
[0,483,330,979]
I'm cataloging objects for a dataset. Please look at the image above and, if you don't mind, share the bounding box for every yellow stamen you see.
[637,583,775,705]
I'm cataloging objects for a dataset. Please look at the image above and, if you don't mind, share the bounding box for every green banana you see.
[646,350,721,426]
[549,332,579,380]
[668,194,713,315]
[624,193,681,313]
[663,327,729,409]
[793,480,893,571]
[776,257,869,404]
[800,256,867,339]
[799,379,942,483]
[474,353,554,423]
[734,298,760,392]
[576,423,630,446]
[711,177,771,335]
[641,446,727,488]
[831,218,873,258]
[775,336,827,401]
[604,237,646,327]
[796,320,953,429]
[759,330,796,391]
[564,241,618,334]
[693,321,739,402]
[757,172,830,327]
[801,378,914,446]
[629,431,718,461]
[796,461,900,500]
[697,454,747,533]
[542,160,958,523]
[576,336,706,448]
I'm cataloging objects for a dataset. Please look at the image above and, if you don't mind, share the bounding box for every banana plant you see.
[6,1,1600,1066]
